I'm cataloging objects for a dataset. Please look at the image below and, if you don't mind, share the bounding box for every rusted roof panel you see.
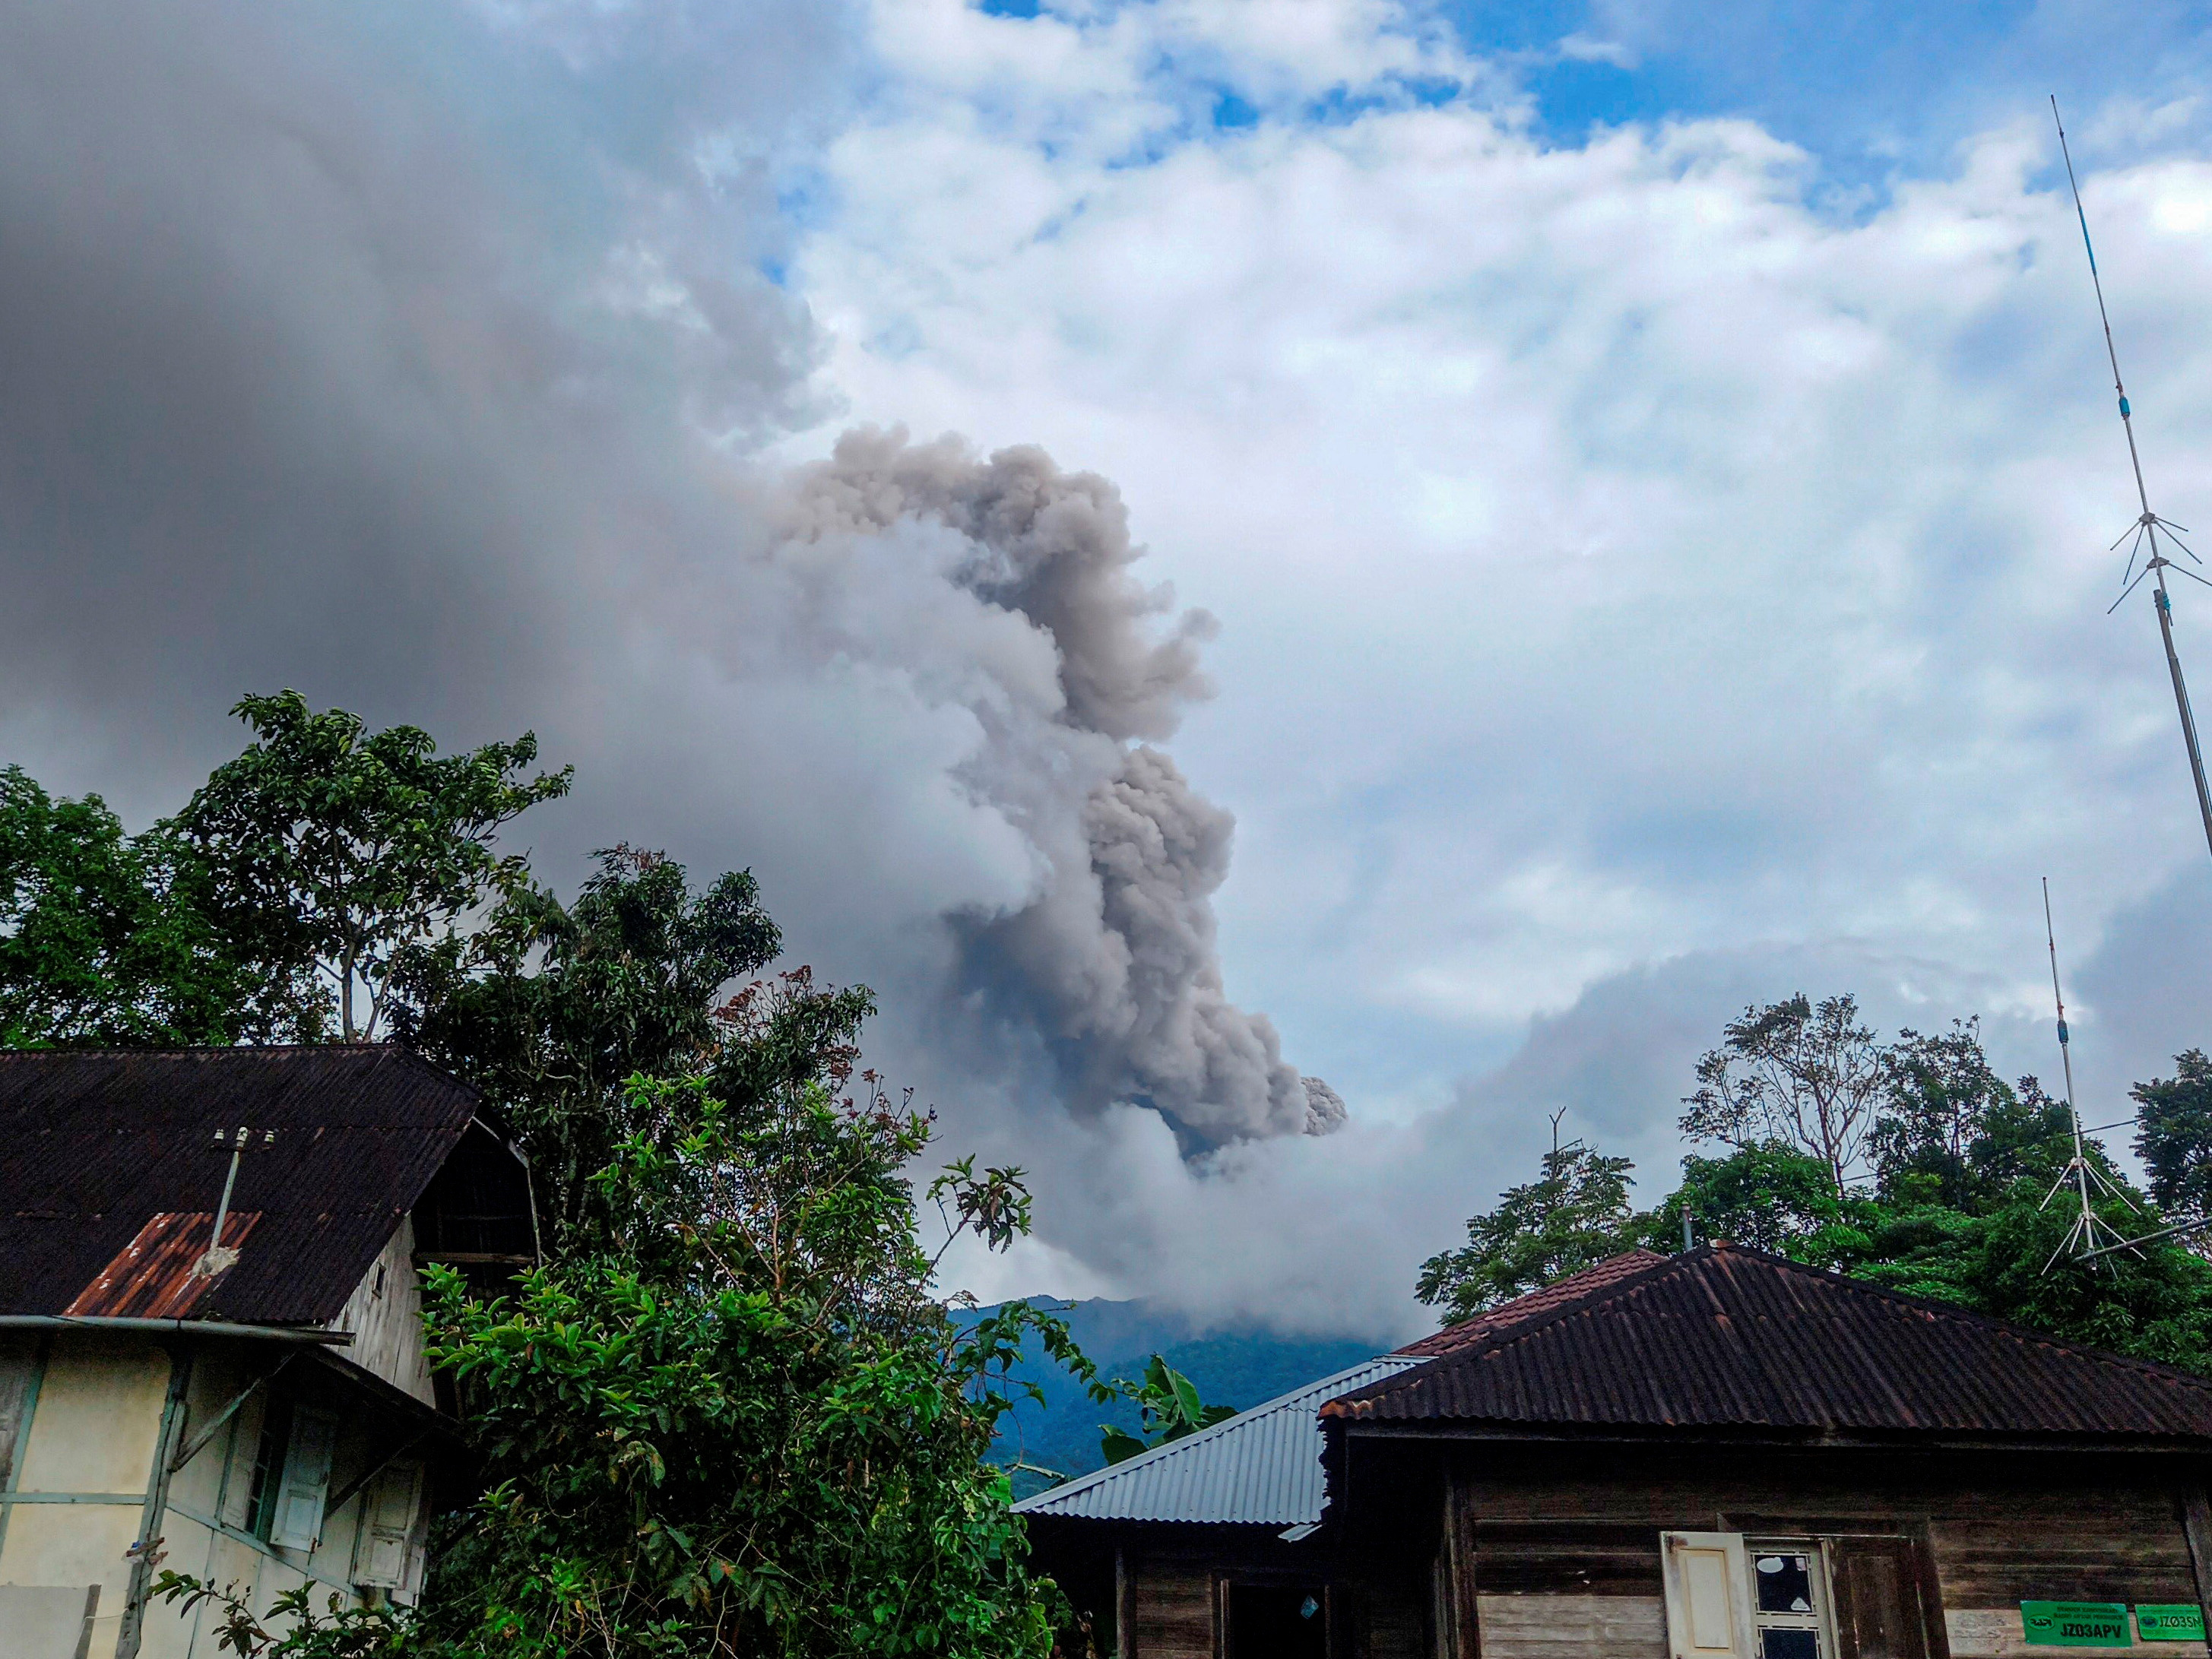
[0,1046,480,1325]
[1325,1245,2212,1443]
[64,1210,261,1318]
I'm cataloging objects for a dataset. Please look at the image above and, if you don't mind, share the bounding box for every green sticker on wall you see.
[2023,1604,2131,1647]
[2137,1607,2207,1642]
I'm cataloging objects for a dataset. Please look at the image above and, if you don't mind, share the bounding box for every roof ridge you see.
[1709,1243,2212,1396]
[1399,1248,1668,1357]
[1348,1249,1688,1408]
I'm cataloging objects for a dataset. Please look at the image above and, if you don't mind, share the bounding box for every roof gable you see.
[1325,1244,2212,1444]
[0,1046,484,1326]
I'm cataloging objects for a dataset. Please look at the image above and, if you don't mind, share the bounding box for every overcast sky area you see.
[9,0,2212,1341]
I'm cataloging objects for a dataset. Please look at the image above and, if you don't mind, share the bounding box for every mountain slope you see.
[973,1298,1380,1500]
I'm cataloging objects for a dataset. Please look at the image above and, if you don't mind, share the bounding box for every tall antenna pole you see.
[2052,97,2212,863]
[2037,878,2140,1271]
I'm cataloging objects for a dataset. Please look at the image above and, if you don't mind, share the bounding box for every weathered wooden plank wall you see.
[1131,1565,1214,1659]
[1442,1464,2211,1659]
[1109,1457,2212,1659]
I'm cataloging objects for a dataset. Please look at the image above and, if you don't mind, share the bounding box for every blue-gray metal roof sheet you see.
[1012,1355,1420,1526]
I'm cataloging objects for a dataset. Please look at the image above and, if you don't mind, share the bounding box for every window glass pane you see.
[1761,1629,1821,1659]
[1755,1553,1816,1614]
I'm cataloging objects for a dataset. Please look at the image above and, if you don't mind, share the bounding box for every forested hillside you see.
[980,1299,1380,1499]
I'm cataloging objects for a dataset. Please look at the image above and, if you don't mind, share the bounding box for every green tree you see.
[1416,1012,2212,1370]
[2134,1050,2212,1233]
[0,766,313,1046]
[1641,1142,1857,1258]
[1415,1124,1637,1323]
[416,1030,1086,1656]
[1098,1356,1237,1465]
[398,844,783,1242]
[173,692,572,1041]
[151,1580,404,1658]
[1680,993,1886,1193]
[1869,1019,2014,1211]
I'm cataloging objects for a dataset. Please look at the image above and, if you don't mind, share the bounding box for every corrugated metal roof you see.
[1325,1244,2212,1442]
[1013,1357,1421,1526]
[62,1211,261,1317]
[0,1046,480,1325]
[1394,1250,1669,1359]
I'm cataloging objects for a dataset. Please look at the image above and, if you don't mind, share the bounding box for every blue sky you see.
[1462,0,2212,169]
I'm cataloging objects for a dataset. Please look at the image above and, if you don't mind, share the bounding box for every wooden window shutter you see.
[219,1391,265,1532]
[1662,1531,1755,1659]
[267,1405,338,1551]
[351,1461,424,1588]
[1830,1540,1932,1659]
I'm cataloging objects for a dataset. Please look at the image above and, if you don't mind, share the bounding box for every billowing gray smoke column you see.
[784,430,1345,1143]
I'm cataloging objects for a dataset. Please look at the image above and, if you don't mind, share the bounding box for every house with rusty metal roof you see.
[1023,1245,2212,1659]
[0,1046,536,1659]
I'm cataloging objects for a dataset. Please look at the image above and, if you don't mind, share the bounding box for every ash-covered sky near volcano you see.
[11,0,2212,1338]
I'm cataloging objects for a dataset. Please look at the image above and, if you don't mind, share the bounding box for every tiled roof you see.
[0,1046,480,1325]
[1326,1244,2212,1442]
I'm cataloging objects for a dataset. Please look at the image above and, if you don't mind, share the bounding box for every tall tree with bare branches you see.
[1679,993,1886,1195]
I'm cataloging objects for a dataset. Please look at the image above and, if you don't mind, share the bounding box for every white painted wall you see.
[0,1332,431,1659]
[0,1334,166,1657]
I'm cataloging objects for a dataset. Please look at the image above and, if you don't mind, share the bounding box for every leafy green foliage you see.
[1415,1134,1637,1323]
[1097,1356,1237,1465]
[0,767,256,1046]
[398,844,783,1243]
[1639,1143,1849,1257]
[2135,1050,2212,1232]
[14,698,1112,1658]
[1869,1019,2017,1211]
[1680,993,1885,1192]
[173,691,572,1040]
[413,1017,1091,1657]
[151,1578,410,1657]
[1422,1008,2212,1372]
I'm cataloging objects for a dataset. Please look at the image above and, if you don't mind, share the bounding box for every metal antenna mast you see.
[2037,878,2141,1271]
[2052,97,2212,862]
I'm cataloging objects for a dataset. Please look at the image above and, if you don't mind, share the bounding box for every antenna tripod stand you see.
[2036,878,2141,1273]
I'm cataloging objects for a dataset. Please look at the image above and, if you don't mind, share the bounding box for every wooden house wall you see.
[1113,1528,1432,1659]
[1445,1452,2210,1659]
[1089,1449,2212,1659]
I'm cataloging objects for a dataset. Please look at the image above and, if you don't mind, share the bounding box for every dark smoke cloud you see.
[0,2,839,799]
[781,432,1345,1143]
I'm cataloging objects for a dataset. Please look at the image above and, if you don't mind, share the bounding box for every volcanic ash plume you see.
[781,429,1345,1145]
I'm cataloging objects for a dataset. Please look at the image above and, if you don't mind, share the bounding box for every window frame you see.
[1745,1537,1840,1659]
[1215,1572,1334,1659]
